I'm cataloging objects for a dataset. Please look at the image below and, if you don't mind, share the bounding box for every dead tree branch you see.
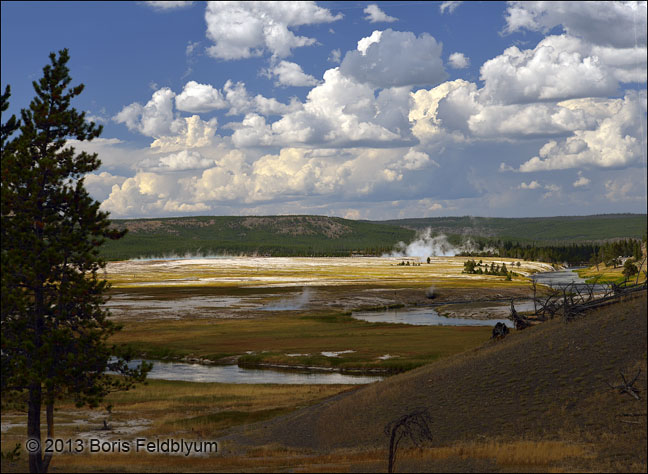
[384,409,433,473]
[606,369,642,400]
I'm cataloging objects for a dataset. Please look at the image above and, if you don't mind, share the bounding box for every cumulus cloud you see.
[204,1,342,60]
[140,149,215,172]
[101,172,182,216]
[264,60,319,87]
[480,35,619,104]
[84,172,128,201]
[101,143,441,216]
[114,88,182,137]
[573,172,591,188]
[175,81,227,113]
[223,80,303,116]
[363,4,397,23]
[448,52,470,69]
[409,79,478,144]
[340,29,448,88]
[150,115,218,151]
[228,68,413,148]
[519,180,541,189]
[503,1,647,49]
[518,91,647,171]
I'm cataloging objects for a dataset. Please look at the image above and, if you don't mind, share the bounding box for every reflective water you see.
[351,307,514,328]
[532,267,587,286]
[129,360,383,385]
[532,267,608,292]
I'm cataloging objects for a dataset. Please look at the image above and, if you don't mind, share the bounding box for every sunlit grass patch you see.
[111,312,493,372]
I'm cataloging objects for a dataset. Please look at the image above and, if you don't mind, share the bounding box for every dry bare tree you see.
[384,408,433,473]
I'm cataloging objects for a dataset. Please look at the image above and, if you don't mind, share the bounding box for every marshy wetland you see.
[3,255,645,472]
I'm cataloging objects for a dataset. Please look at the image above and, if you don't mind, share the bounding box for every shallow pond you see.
[351,307,514,328]
[130,360,383,385]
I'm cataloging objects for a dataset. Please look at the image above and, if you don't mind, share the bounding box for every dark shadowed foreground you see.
[223,292,647,472]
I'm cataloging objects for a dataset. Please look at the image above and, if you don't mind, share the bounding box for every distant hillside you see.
[101,215,416,260]
[372,213,647,243]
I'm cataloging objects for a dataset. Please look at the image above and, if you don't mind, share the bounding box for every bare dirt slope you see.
[225,292,647,471]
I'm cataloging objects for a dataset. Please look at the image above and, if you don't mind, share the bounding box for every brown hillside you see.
[225,292,647,471]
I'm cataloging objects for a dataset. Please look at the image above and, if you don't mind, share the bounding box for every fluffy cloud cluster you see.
[175,81,227,113]
[102,1,646,218]
[448,52,469,69]
[504,1,646,48]
[101,145,434,216]
[228,67,413,148]
[263,60,319,87]
[204,1,342,60]
[114,88,181,137]
[340,29,448,88]
[518,91,647,171]
[480,35,646,105]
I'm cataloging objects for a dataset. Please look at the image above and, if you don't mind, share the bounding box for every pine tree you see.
[1,49,149,473]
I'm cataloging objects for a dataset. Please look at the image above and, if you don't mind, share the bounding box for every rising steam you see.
[261,287,313,311]
[386,228,481,259]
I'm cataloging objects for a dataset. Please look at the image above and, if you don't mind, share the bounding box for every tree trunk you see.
[42,401,54,472]
[27,384,43,473]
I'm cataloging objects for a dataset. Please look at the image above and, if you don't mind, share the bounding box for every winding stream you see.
[129,360,383,385]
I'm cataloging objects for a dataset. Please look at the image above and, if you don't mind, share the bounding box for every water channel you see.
[128,359,383,385]
[121,268,588,385]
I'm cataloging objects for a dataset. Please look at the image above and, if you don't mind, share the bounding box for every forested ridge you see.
[101,214,646,261]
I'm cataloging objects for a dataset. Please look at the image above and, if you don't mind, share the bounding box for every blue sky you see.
[2,1,646,220]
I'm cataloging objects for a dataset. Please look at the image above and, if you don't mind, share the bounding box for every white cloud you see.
[503,1,647,49]
[140,149,215,172]
[409,79,478,144]
[101,172,181,216]
[328,48,341,64]
[356,30,383,55]
[223,80,303,116]
[226,68,413,148]
[542,183,561,199]
[204,1,342,60]
[480,35,619,104]
[145,1,193,11]
[114,88,182,137]
[440,1,462,14]
[448,52,470,69]
[573,172,591,188]
[363,4,397,23]
[604,178,640,202]
[175,81,227,113]
[150,115,218,151]
[519,180,541,189]
[84,172,128,201]
[518,91,647,172]
[340,29,448,88]
[264,60,319,87]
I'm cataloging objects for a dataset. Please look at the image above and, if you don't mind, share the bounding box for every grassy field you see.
[103,256,546,371]
[576,258,648,285]
[109,311,494,373]
[3,293,644,472]
[0,380,354,472]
